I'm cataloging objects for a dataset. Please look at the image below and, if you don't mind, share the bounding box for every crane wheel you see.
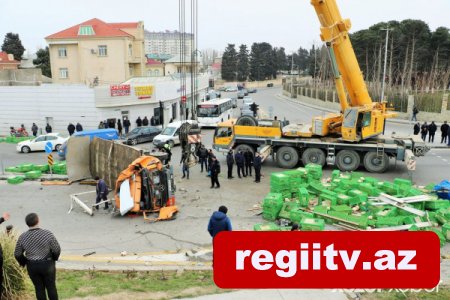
[276,146,299,169]
[236,116,258,126]
[336,150,361,172]
[302,148,326,167]
[235,144,255,156]
[363,152,389,173]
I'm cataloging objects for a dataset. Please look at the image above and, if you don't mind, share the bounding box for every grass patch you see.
[360,285,450,300]
[21,269,222,299]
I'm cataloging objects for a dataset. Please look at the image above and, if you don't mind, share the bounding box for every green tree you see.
[33,47,52,78]
[236,44,249,81]
[274,47,288,72]
[249,42,275,81]
[221,44,238,81]
[1,32,25,61]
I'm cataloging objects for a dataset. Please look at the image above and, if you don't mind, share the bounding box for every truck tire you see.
[236,116,258,126]
[276,146,299,169]
[363,152,389,173]
[235,144,255,156]
[302,148,326,166]
[336,150,360,172]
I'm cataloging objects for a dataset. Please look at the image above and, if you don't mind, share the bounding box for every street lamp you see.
[380,27,390,102]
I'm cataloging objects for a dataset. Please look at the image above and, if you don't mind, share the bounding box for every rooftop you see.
[0,52,20,64]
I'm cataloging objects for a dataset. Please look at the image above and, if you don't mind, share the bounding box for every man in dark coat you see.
[117,119,123,137]
[208,206,232,238]
[151,116,155,126]
[428,121,437,143]
[441,121,449,144]
[31,123,38,137]
[226,150,235,179]
[412,105,419,121]
[413,122,420,135]
[0,212,10,296]
[75,122,83,132]
[207,149,214,176]
[136,117,142,127]
[420,122,428,141]
[95,176,109,210]
[142,116,149,126]
[234,151,245,178]
[45,123,52,134]
[244,149,254,177]
[253,152,262,183]
[210,156,221,188]
[123,117,131,134]
[197,144,208,172]
[67,123,75,136]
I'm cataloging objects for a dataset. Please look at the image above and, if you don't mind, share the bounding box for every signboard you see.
[134,86,154,99]
[45,142,53,154]
[181,96,187,103]
[110,84,130,97]
[48,154,54,166]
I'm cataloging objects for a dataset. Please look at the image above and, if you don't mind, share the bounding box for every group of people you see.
[1,212,60,300]
[9,123,54,137]
[135,116,155,127]
[413,120,449,144]
[67,122,84,136]
[226,149,263,183]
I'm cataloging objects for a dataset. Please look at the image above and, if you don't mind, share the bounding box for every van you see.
[58,128,119,160]
[152,120,197,148]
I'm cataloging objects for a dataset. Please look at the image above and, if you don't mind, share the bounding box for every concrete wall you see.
[0,69,43,86]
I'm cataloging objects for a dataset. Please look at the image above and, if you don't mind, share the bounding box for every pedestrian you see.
[412,105,419,121]
[10,126,16,136]
[150,116,155,126]
[31,123,38,137]
[136,116,142,127]
[253,152,262,183]
[244,149,254,177]
[413,122,420,135]
[104,120,109,129]
[210,156,221,189]
[440,121,449,144]
[207,206,232,238]
[14,213,61,300]
[95,176,109,210]
[291,223,300,231]
[75,122,83,132]
[123,117,131,134]
[428,121,437,143]
[117,119,123,138]
[234,151,245,178]
[207,149,214,177]
[197,144,208,172]
[143,116,149,126]
[169,118,173,123]
[0,212,10,297]
[18,124,28,137]
[67,123,75,136]
[98,121,104,129]
[45,123,52,134]
[420,122,428,141]
[226,150,235,179]
[180,151,190,179]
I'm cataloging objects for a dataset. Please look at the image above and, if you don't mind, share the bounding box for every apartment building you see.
[46,18,146,84]
[144,30,193,57]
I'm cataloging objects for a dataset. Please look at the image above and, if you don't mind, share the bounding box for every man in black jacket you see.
[244,149,254,177]
[428,121,437,143]
[413,122,420,135]
[226,150,235,179]
[420,122,428,141]
[67,123,75,136]
[75,122,83,132]
[45,123,52,134]
[234,151,245,178]
[210,156,221,188]
[254,152,262,183]
[197,144,208,172]
[31,123,38,137]
[142,116,149,126]
[136,116,142,127]
[0,212,10,297]
[441,121,449,144]
[123,117,131,134]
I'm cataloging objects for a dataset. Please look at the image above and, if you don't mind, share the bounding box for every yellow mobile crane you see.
[213,0,429,173]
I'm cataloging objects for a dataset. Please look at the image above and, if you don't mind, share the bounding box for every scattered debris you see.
[83,251,96,257]
[120,251,128,256]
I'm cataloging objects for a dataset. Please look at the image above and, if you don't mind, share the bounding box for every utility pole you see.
[291,52,294,75]
[380,27,390,102]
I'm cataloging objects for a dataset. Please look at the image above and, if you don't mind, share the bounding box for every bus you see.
[197,98,235,127]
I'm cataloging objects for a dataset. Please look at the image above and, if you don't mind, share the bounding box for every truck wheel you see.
[236,116,258,126]
[276,146,299,169]
[336,150,360,172]
[363,152,389,173]
[235,144,255,156]
[302,148,326,166]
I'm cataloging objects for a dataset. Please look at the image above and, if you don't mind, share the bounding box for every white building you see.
[0,75,208,136]
[144,30,193,57]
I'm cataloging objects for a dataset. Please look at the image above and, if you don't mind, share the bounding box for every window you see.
[46,136,57,141]
[58,48,67,58]
[35,136,46,142]
[98,45,107,57]
[59,68,69,79]
[154,69,160,76]
[216,127,232,137]
[78,25,95,35]
[128,44,133,56]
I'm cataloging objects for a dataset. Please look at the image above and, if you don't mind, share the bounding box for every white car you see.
[153,120,197,148]
[16,133,69,153]
[225,86,238,92]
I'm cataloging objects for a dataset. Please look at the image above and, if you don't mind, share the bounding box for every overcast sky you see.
[1,0,449,55]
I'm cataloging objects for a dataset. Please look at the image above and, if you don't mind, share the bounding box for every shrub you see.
[1,230,28,299]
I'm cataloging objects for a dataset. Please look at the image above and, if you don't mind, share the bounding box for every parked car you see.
[243,96,253,105]
[124,126,161,145]
[237,90,245,99]
[267,83,274,87]
[241,108,253,117]
[218,87,227,92]
[225,86,238,92]
[231,97,238,108]
[153,120,197,148]
[17,133,68,153]
[58,128,119,160]
[247,88,257,93]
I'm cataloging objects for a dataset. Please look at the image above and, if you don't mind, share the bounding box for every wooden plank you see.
[367,222,432,231]
[41,181,72,186]
[300,208,359,227]
[377,193,426,217]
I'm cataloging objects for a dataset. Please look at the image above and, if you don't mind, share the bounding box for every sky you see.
[1,0,449,55]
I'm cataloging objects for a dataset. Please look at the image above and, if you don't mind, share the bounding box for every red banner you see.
[213,231,440,289]
[110,84,130,97]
